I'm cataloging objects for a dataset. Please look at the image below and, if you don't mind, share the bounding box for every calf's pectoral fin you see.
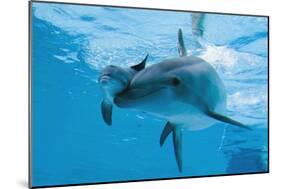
[206,110,251,130]
[101,100,113,126]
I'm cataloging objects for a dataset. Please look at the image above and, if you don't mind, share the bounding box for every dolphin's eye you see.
[172,77,181,86]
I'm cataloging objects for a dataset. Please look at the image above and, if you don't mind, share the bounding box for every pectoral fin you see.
[101,100,113,126]
[172,126,183,172]
[160,122,183,172]
[207,110,251,130]
[160,122,173,146]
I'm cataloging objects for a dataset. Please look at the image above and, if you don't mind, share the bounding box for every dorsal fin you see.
[178,29,187,57]
[130,54,148,71]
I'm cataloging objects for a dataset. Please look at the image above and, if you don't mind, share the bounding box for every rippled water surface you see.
[31,2,268,187]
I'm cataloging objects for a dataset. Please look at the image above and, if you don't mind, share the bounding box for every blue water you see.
[31,2,268,187]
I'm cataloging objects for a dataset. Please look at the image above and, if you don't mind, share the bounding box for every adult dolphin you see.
[98,55,148,126]
[114,29,250,172]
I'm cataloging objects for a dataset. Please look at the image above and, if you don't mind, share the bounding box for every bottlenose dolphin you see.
[98,55,148,126]
[114,29,250,172]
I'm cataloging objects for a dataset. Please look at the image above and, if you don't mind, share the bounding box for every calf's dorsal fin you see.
[130,54,148,71]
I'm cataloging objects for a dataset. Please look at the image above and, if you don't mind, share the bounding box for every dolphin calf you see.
[98,55,148,126]
[114,29,250,172]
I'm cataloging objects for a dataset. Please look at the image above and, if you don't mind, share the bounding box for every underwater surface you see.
[31,2,268,187]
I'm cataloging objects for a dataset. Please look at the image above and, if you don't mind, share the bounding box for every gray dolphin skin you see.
[98,55,148,126]
[114,29,250,172]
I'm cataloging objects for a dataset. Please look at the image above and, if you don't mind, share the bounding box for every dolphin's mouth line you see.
[99,75,111,80]
[99,74,116,81]
[115,86,167,103]
[139,87,167,99]
[98,74,128,86]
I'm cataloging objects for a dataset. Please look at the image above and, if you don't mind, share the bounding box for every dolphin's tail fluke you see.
[178,29,187,57]
[191,13,205,37]
[160,122,183,172]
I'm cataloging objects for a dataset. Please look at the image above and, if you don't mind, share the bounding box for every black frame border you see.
[28,0,270,188]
